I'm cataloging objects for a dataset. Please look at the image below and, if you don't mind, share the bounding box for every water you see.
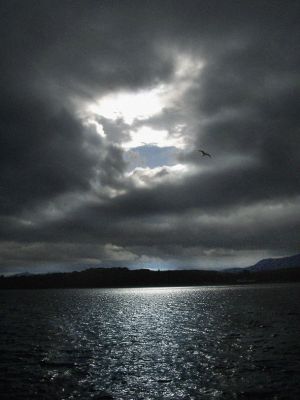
[0,284,300,399]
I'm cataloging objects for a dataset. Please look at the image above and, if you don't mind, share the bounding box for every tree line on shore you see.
[0,266,299,289]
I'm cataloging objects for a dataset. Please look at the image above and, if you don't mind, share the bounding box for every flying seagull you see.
[198,149,212,158]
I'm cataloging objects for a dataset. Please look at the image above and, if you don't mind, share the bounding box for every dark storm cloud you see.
[0,0,179,215]
[1,0,300,271]
[0,1,175,95]
[0,99,99,214]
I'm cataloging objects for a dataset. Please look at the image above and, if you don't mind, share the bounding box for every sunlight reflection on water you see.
[1,284,300,399]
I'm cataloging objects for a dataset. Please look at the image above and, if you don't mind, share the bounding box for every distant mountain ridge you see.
[1,258,300,289]
[245,253,300,272]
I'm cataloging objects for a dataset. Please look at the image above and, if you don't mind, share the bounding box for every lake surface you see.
[1,284,300,399]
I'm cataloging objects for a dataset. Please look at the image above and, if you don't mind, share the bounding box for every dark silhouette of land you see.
[245,253,300,272]
[0,266,299,289]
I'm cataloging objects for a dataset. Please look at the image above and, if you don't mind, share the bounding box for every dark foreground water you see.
[0,284,300,400]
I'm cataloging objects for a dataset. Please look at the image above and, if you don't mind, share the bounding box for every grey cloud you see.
[0,100,98,214]
[1,0,300,272]
[97,117,131,144]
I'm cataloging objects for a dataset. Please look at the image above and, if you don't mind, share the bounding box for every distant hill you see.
[1,262,300,289]
[246,253,300,272]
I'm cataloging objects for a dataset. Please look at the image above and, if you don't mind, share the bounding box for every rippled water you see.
[1,284,300,399]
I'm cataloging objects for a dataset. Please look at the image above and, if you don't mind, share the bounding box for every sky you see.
[0,0,300,274]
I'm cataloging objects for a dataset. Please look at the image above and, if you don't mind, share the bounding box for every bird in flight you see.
[198,149,212,158]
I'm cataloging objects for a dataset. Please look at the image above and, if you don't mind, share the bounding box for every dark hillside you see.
[0,266,300,289]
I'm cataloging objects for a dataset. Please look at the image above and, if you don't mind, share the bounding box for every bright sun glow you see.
[88,87,165,125]
[122,126,183,149]
[81,53,205,151]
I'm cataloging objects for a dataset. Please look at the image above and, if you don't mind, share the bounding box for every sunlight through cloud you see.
[88,87,165,124]
[81,52,205,152]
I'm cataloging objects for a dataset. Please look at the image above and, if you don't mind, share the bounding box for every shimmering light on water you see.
[1,284,300,399]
